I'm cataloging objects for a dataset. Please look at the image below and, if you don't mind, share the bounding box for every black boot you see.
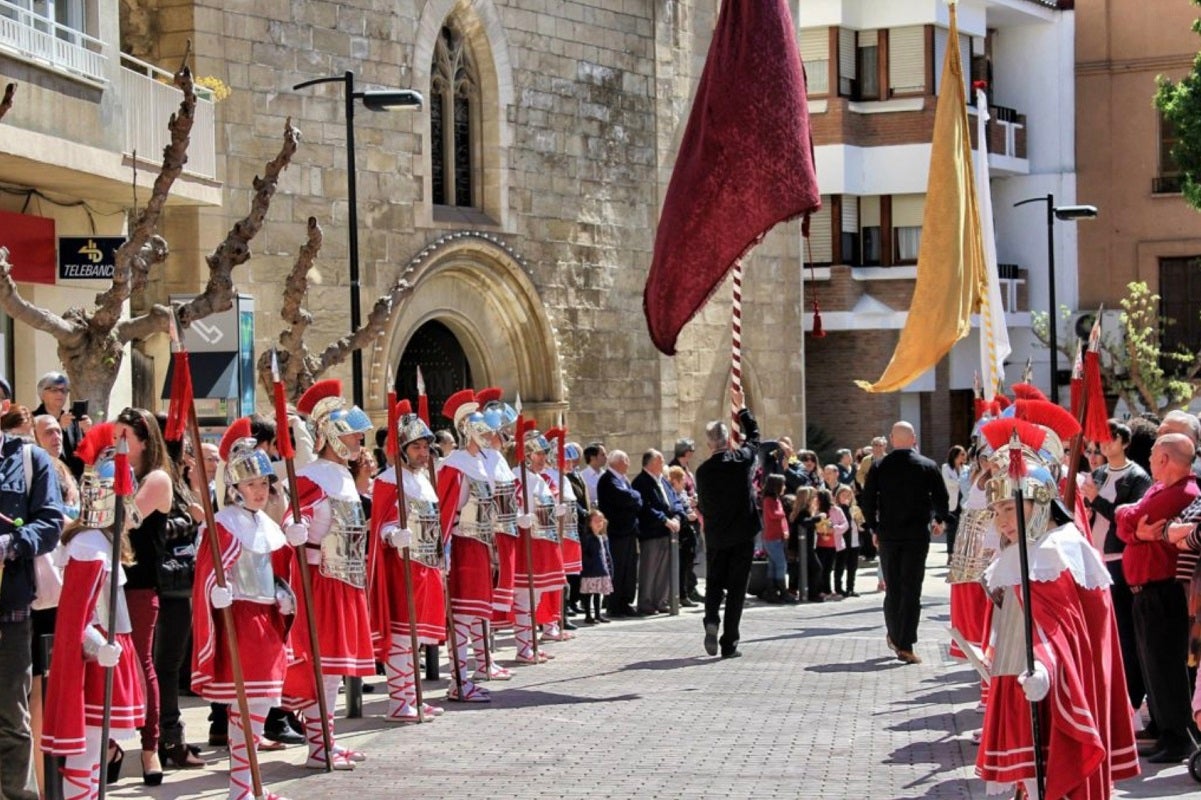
[778,579,797,603]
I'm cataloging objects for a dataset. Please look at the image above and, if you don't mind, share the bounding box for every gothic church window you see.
[430,24,479,209]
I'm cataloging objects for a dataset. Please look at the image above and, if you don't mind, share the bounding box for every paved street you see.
[106,555,1195,799]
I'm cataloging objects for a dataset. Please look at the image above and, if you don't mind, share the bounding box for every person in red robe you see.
[42,424,146,800]
[513,430,568,663]
[274,379,373,770]
[367,402,447,722]
[192,418,293,800]
[975,418,1139,799]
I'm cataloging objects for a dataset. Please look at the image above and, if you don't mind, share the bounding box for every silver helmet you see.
[398,412,435,459]
[443,388,491,450]
[298,379,372,460]
[220,417,276,490]
[76,423,139,530]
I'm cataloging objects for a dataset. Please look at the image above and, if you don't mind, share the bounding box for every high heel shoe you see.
[105,742,124,785]
[141,750,164,787]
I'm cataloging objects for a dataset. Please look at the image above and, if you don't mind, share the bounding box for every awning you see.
[160,352,239,399]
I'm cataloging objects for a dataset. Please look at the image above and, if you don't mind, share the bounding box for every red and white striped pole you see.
[730,259,743,442]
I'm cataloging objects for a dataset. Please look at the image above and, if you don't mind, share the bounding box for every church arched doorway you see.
[396,319,472,432]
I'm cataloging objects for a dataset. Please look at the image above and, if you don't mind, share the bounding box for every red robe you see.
[977,525,1138,799]
[515,470,566,592]
[368,467,446,658]
[42,530,145,755]
[278,460,375,707]
[437,449,495,619]
[192,507,290,703]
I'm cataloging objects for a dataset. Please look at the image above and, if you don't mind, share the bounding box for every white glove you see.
[96,641,122,668]
[516,513,537,529]
[210,584,234,609]
[277,592,295,615]
[382,525,413,550]
[554,503,570,518]
[1018,661,1050,702]
[285,521,309,547]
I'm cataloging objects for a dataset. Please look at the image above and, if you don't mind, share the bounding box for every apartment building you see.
[797,0,1080,456]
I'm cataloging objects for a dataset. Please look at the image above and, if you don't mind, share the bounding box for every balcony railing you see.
[120,54,217,182]
[0,0,106,85]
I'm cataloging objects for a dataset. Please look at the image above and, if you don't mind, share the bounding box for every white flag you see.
[975,88,1011,402]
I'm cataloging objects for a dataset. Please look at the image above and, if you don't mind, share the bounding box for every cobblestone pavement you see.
[106,554,1195,799]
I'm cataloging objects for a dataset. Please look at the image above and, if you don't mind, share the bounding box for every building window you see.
[1155,111,1183,195]
[1159,257,1201,364]
[430,24,478,208]
[894,226,921,263]
[857,31,880,101]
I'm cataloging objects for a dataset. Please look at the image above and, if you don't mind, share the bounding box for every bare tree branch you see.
[95,56,197,331]
[0,83,14,123]
[130,235,169,296]
[316,277,414,374]
[0,248,79,341]
[113,303,175,344]
[255,218,321,396]
[177,118,300,327]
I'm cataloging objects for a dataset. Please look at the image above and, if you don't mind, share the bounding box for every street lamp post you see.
[1013,193,1098,405]
[293,72,422,408]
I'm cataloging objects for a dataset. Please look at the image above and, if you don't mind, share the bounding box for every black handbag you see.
[157,538,197,599]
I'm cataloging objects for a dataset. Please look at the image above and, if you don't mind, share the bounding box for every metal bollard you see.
[798,533,810,603]
[345,677,363,718]
[669,532,680,615]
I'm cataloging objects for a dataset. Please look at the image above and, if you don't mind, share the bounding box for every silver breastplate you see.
[493,479,519,537]
[532,501,560,543]
[563,510,580,543]
[231,548,277,603]
[455,478,495,549]
[319,497,368,588]
[93,581,132,635]
[407,496,443,569]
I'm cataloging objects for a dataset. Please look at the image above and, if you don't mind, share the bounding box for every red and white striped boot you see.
[470,618,511,680]
[228,699,292,800]
[384,634,421,723]
[446,615,490,702]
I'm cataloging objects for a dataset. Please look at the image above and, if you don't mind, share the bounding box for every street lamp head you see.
[358,89,423,112]
[1052,204,1098,221]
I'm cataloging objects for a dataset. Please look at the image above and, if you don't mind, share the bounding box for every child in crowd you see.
[812,488,847,600]
[579,509,613,624]
[760,474,790,604]
[833,484,862,597]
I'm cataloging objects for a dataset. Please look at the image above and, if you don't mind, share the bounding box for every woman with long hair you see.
[113,407,178,784]
[41,423,146,800]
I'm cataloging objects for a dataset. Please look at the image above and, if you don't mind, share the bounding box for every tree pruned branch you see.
[114,303,176,344]
[95,57,198,331]
[130,235,169,296]
[177,118,301,328]
[0,248,80,341]
[0,83,14,123]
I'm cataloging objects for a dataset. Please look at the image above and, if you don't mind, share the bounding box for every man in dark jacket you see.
[597,450,642,617]
[633,450,684,615]
[860,421,947,664]
[0,376,64,800]
[695,387,760,659]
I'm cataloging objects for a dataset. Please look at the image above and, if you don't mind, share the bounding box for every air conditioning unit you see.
[1068,309,1126,373]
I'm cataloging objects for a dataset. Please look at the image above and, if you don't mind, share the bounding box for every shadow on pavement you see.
[886,777,977,799]
[743,624,880,644]
[884,739,969,793]
[886,707,980,736]
[620,655,715,671]
[804,656,904,674]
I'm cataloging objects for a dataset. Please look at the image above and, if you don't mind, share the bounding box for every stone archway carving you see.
[369,232,564,421]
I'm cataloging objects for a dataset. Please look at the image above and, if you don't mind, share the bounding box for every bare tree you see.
[258,217,416,401]
[0,60,299,405]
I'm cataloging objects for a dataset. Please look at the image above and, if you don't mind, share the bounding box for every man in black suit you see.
[633,449,684,615]
[695,387,760,659]
[597,450,642,617]
[860,421,948,664]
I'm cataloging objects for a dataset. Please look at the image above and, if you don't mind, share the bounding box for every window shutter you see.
[839,28,856,79]
[808,198,833,265]
[842,195,859,233]
[888,26,925,94]
[858,29,877,47]
[860,196,880,228]
[891,194,925,228]
[799,28,828,61]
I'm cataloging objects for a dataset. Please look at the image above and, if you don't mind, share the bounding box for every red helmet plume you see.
[474,387,503,406]
[1013,400,1081,445]
[979,418,1048,454]
[1011,383,1048,402]
[75,423,118,467]
[442,389,477,423]
[395,399,413,417]
[219,417,253,462]
[297,379,343,416]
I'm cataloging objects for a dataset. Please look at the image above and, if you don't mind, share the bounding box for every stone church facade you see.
[124,0,809,454]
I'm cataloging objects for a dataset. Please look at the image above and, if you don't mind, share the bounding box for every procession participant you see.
[42,424,145,800]
[193,418,294,800]
[367,402,448,721]
[276,379,373,770]
[473,387,516,680]
[975,418,1138,799]
[514,430,568,661]
[564,442,590,614]
[539,428,582,641]
[436,389,497,701]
